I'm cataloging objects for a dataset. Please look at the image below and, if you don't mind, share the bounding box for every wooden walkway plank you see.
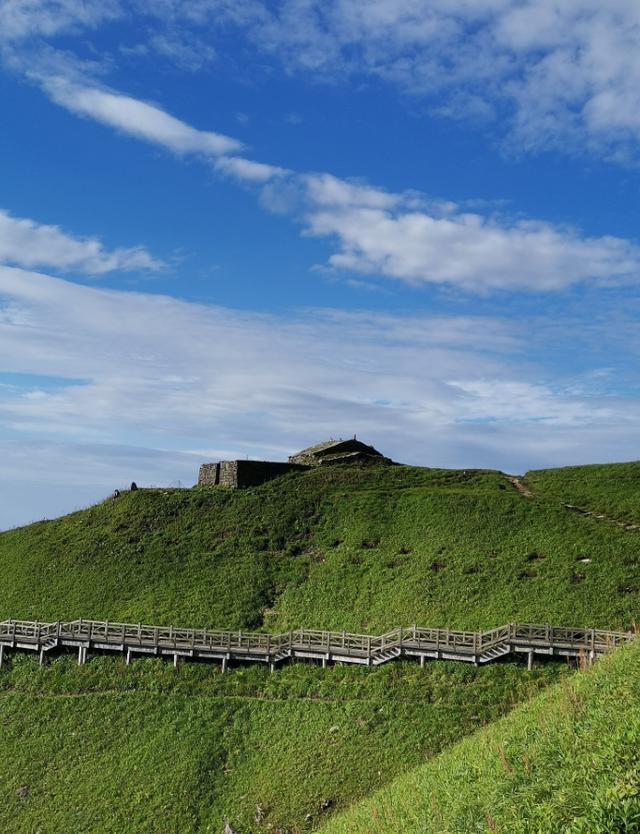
[0,618,634,671]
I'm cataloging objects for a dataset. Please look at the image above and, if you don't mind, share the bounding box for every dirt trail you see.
[562,504,640,532]
[508,477,534,498]
[508,475,640,530]
[507,475,639,532]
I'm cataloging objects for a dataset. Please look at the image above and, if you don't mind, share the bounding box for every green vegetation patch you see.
[0,656,562,834]
[1,464,639,631]
[527,460,640,527]
[1,461,640,832]
[322,638,640,834]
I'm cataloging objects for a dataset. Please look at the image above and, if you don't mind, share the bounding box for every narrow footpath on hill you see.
[508,476,640,532]
[562,503,640,532]
[508,477,534,498]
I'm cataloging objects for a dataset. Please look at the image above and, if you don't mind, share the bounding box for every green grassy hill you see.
[2,464,640,630]
[0,461,639,832]
[0,656,560,834]
[321,632,640,834]
[526,460,640,527]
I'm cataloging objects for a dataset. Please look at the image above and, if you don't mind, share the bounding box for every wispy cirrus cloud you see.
[7,2,640,163]
[0,208,163,274]
[4,2,640,162]
[232,0,640,162]
[39,75,242,156]
[0,0,121,42]
[2,261,640,527]
[0,263,622,451]
[3,263,640,528]
[19,72,640,293]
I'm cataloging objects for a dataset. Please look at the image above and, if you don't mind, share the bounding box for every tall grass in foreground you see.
[322,639,640,834]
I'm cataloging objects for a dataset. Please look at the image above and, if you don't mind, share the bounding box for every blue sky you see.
[2,1,640,529]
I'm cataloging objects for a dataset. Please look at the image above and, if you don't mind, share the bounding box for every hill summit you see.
[198,435,390,488]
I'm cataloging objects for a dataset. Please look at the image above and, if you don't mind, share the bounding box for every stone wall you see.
[198,460,308,488]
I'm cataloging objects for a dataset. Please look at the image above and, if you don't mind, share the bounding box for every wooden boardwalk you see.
[0,619,634,671]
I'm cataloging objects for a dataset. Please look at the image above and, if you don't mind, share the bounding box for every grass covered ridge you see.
[1,461,639,832]
[1,464,640,631]
[526,460,640,527]
[321,634,640,834]
[0,655,563,834]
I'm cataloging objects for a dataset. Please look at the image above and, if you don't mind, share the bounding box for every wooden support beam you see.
[126,648,131,665]
[0,644,4,669]
[173,653,178,669]
[527,650,534,671]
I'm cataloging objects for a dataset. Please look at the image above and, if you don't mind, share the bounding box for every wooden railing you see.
[0,618,634,669]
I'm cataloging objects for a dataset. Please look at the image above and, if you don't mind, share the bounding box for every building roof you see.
[288,437,385,464]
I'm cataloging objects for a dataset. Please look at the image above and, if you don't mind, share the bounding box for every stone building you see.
[288,437,387,466]
[197,437,390,489]
[197,459,306,489]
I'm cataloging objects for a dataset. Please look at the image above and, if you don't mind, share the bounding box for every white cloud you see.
[2,264,640,526]
[147,32,216,71]
[0,0,121,42]
[301,186,640,290]
[5,2,640,161]
[39,76,242,156]
[0,208,163,274]
[215,155,290,182]
[247,1,640,159]
[22,67,640,291]
[123,0,640,162]
[0,264,632,450]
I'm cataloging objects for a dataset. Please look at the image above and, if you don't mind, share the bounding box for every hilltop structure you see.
[198,437,389,488]
[288,437,386,466]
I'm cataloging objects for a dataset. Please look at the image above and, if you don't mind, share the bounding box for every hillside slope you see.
[1,462,639,832]
[526,460,640,527]
[321,632,640,834]
[1,464,639,630]
[0,655,560,834]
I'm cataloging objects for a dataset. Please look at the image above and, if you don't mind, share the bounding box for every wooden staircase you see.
[0,618,634,672]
